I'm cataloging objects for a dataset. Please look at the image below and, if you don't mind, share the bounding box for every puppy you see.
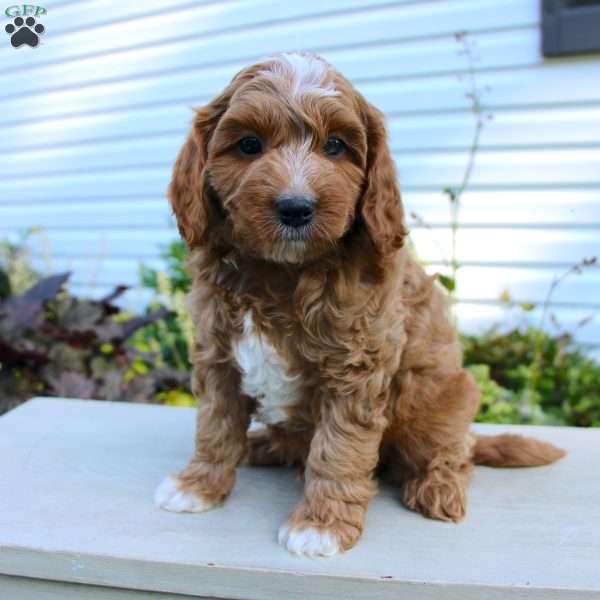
[154,53,565,557]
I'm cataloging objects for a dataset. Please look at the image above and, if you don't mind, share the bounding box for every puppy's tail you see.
[472,433,566,467]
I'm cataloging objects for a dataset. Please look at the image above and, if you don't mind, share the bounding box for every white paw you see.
[277,524,340,557]
[153,476,215,513]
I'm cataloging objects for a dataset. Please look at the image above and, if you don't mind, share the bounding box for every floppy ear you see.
[360,103,406,256]
[168,94,234,248]
[169,64,265,248]
[168,123,209,248]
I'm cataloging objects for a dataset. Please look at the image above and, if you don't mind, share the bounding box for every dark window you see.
[542,0,600,56]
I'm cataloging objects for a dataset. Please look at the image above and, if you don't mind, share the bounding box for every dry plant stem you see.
[527,257,598,412]
[409,33,487,303]
[409,212,451,267]
[448,33,486,290]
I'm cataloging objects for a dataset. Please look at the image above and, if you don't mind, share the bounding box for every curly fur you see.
[157,52,565,556]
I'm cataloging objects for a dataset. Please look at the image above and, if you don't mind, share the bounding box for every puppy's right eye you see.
[239,136,262,156]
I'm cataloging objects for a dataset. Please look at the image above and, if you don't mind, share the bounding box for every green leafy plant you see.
[140,239,190,295]
[136,240,195,406]
[464,327,600,427]
[486,256,599,424]
[0,272,188,415]
[467,364,524,425]
[0,228,43,297]
[2,231,597,425]
[527,257,598,408]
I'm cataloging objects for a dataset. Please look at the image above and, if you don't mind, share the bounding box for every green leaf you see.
[520,302,536,312]
[438,274,456,292]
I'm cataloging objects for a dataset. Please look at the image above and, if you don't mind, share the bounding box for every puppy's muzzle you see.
[276,195,315,228]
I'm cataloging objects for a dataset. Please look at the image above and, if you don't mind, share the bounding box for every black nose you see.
[276,196,315,228]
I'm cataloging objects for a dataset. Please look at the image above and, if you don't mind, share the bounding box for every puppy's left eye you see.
[323,137,346,157]
[239,136,263,156]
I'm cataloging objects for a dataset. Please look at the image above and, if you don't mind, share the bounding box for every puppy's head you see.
[169,53,405,264]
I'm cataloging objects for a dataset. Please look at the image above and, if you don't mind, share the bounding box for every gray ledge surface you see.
[0,397,599,599]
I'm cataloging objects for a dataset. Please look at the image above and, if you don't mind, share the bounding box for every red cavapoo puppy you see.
[154,52,565,557]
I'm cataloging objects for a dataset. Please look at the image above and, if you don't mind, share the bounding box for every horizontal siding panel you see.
[411,228,600,267]
[30,256,164,288]
[362,62,600,114]
[322,27,540,81]
[1,168,172,202]
[4,104,600,162]
[0,200,172,229]
[26,230,176,258]
[13,0,537,72]
[45,0,231,35]
[404,190,600,226]
[0,136,600,189]
[2,181,599,210]
[453,265,600,306]
[396,148,600,188]
[21,229,599,303]
[2,190,598,231]
[2,150,599,202]
[12,0,428,71]
[0,106,190,153]
[3,60,600,129]
[1,0,599,348]
[14,223,600,274]
[0,136,184,179]
[3,105,600,156]
[22,227,598,265]
[389,107,600,151]
[455,302,600,347]
[3,26,542,103]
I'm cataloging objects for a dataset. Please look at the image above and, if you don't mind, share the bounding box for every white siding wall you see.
[1,0,599,348]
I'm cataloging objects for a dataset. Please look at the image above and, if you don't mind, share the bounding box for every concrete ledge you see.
[0,397,598,600]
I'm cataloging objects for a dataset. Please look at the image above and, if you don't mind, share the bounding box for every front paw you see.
[277,502,362,557]
[154,475,218,513]
[278,522,340,557]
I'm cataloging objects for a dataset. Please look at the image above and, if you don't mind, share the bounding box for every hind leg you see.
[389,370,479,522]
[399,438,474,522]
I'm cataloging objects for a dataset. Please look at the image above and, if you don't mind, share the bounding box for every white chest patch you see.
[233,313,301,425]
